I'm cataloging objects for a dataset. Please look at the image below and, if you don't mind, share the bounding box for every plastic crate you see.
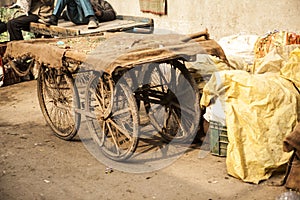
[209,121,228,157]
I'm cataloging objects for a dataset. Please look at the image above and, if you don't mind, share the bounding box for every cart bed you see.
[4,30,228,75]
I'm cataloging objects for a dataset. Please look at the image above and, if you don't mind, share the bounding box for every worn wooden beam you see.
[30,15,154,38]
[30,22,80,37]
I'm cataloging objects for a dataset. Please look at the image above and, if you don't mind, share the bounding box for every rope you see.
[8,57,34,77]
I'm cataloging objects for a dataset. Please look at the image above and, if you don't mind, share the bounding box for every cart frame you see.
[2,28,228,161]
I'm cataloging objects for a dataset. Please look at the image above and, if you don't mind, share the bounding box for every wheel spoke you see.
[171,101,195,117]
[106,120,121,156]
[111,107,131,118]
[107,118,133,141]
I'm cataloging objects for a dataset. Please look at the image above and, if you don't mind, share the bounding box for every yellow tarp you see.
[200,47,300,184]
[281,48,300,91]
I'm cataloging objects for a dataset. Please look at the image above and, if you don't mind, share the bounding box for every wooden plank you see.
[30,15,154,37]
[115,15,154,25]
[30,22,80,37]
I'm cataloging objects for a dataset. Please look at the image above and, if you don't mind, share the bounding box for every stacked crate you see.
[209,121,228,157]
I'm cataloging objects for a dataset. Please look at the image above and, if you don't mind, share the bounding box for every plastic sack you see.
[280,47,300,91]
[218,34,259,65]
[200,70,300,184]
[254,31,300,59]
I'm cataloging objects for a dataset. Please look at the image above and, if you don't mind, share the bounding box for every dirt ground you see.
[0,80,296,200]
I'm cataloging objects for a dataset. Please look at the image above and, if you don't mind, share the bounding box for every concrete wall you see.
[0,0,14,7]
[108,0,300,40]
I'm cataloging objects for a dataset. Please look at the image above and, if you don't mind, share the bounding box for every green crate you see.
[209,121,228,157]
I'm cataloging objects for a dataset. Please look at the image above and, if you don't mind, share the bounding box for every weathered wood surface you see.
[30,15,154,37]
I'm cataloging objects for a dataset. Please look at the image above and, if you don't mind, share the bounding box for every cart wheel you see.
[37,65,80,140]
[143,60,200,143]
[85,72,139,161]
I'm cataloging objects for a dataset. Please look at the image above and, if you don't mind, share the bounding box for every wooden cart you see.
[3,28,228,161]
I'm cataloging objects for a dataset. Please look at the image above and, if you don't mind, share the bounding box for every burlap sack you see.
[284,152,300,191]
[283,123,300,191]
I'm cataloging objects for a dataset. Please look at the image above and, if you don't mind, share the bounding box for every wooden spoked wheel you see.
[142,60,200,143]
[37,65,80,140]
[85,72,139,161]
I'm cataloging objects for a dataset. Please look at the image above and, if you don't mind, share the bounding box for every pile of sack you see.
[198,31,300,188]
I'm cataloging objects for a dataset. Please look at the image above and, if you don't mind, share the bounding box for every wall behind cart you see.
[108,0,300,40]
[0,1,14,7]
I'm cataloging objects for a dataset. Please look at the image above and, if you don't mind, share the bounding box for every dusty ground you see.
[0,80,295,200]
